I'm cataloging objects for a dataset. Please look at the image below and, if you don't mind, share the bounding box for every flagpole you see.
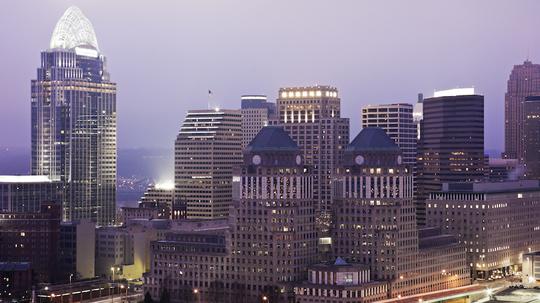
[208,90,212,109]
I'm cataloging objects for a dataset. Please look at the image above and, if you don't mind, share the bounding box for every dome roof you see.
[49,6,99,51]
[245,126,299,153]
[347,127,399,152]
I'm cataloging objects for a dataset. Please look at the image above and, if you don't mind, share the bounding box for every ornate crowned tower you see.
[31,7,117,225]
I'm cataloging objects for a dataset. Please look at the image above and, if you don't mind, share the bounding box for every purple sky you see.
[1,0,539,152]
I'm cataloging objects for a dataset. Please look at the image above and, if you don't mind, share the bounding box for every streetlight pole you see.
[110,267,116,303]
[69,274,74,303]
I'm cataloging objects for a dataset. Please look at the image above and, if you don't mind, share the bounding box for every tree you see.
[144,292,154,303]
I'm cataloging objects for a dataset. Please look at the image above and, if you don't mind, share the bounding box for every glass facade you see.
[31,8,117,226]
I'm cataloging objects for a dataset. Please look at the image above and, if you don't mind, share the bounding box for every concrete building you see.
[0,175,63,213]
[58,219,96,280]
[524,96,540,179]
[121,184,174,223]
[231,126,318,301]
[426,180,540,279]
[361,103,417,165]
[31,7,117,226]
[143,219,231,302]
[174,109,242,219]
[416,88,485,225]
[240,95,276,149]
[522,251,540,285]
[487,158,520,182]
[276,85,350,235]
[504,60,540,162]
[0,202,62,283]
[332,128,470,298]
[294,258,388,303]
[95,220,167,281]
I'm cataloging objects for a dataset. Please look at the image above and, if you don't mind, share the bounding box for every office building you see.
[504,60,540,161]
[174,109,242,219]
[231,126,317,300]
[31,6,117,225]
[0,175,63,213]
[95,220,167,281]
[240,95,276,149]
[416,88,485,225]
[58,219,96,281]
[276,86,349,233]
[361,103,417,165]
[143,219,231,302]
[426,180,540,279]
[523,251,540,285]
[121,184,174,223]
[0,202,62,283]
[294,258,388,303]
[487,158,520,181]
[333,128,470,298]
[524,96,540,179]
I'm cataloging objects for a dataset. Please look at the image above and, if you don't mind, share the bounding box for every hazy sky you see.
[1,0,539,152]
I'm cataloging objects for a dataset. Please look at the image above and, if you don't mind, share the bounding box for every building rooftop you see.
[347,127,400,152]
[433,87,475,97]
[245,126,299,153]
[50,6,99,51]
[0,175,53,183]
[441,180,540,193]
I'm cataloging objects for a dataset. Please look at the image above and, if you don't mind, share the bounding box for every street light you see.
[262,295,268,302]
[69,274,74,303]
[193,289,200,303]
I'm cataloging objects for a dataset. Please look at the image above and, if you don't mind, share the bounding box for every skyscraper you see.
[231,126,317,300]
[416,88,485,225]
[31,7,117,226]
[276,86,349,232]
[361,103,417,165]
[504,60,540,161]
[333,128,470,298]
[524,96,540,179]
[240,95,276,149]
[174,109,242,219]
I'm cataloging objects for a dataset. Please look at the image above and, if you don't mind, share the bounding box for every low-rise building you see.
[294,258,388,303]
[0,202,61,283]
[426,180,540,279]
[59,219,96,281]
[95,220,167,281]
[522,251,540,285]
[143,219,231,302]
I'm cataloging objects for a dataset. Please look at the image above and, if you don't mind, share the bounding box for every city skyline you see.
[1,1,540,152]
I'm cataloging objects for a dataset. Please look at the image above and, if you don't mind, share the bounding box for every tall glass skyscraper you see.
[31,7,117,226]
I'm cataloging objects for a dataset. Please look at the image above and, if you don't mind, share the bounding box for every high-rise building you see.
[174,109,242,219]
[361,103,417,165]
[426,180,540,279]
[240,95,276,149]
[31,7,117,226]
[276,86,349,232]
[416,88,485,225]
[0,175,63,213]
[231,126,317,300]
[524,96,540,179]
[504,60,540,161]
[333,128,470,298]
